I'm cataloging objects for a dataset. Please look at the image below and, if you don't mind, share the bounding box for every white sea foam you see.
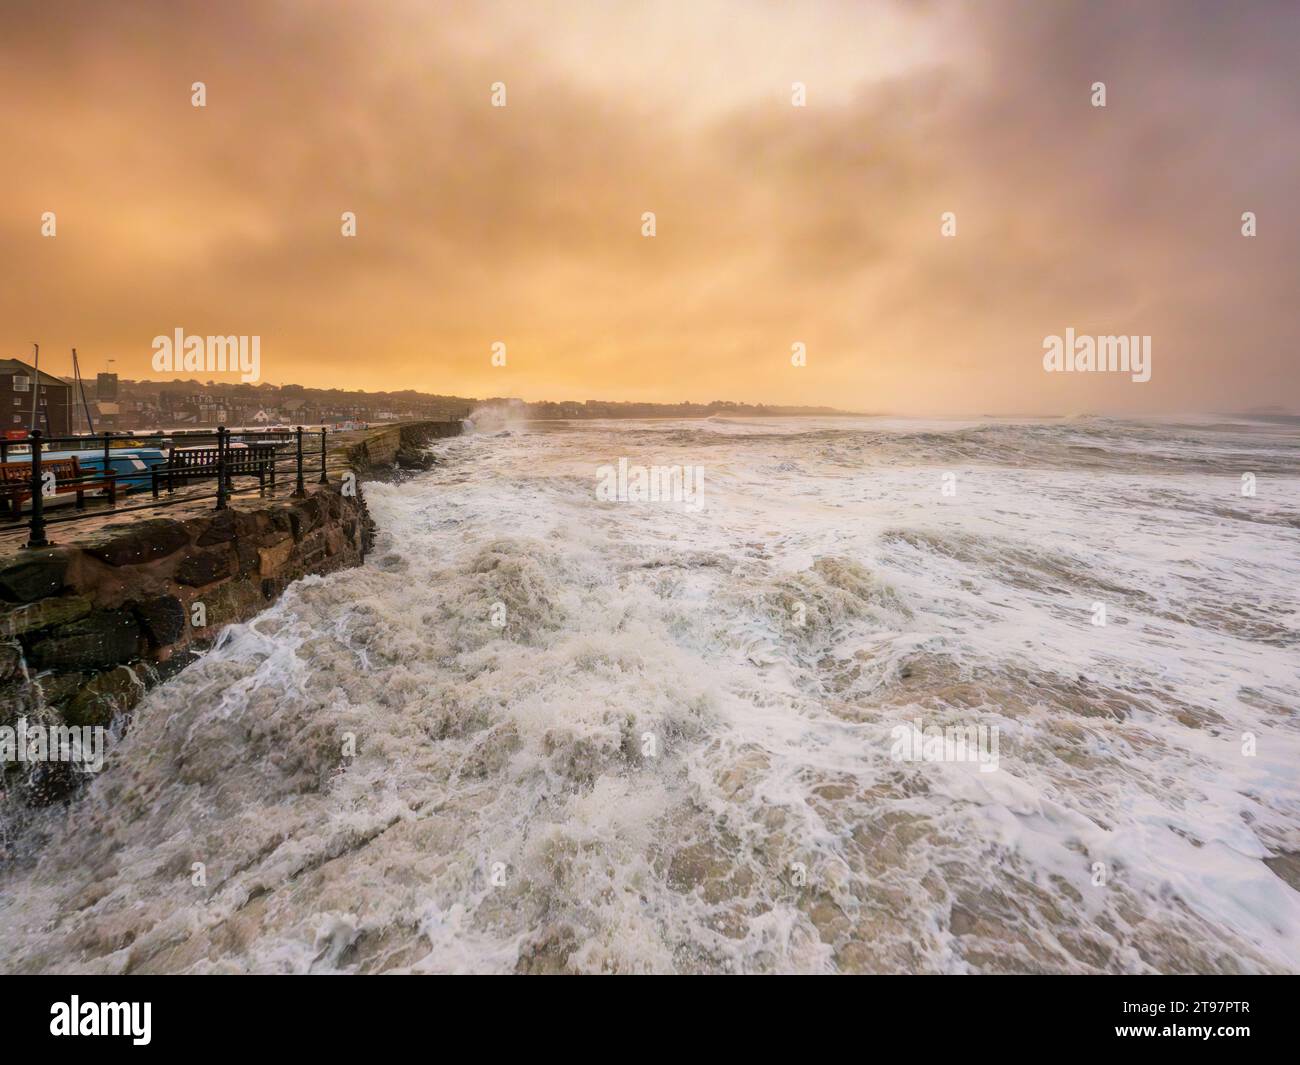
[1,415,1297,973]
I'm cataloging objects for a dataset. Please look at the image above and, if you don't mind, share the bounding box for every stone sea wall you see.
[341,419,463,481]
[0,419,462,803]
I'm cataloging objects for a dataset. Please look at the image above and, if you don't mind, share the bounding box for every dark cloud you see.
[0,0,1294,412]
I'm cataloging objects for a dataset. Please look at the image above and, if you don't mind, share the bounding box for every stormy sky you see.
[1,0,1296,413]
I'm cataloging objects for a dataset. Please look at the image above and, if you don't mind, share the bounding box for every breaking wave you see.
[2,415,1298,973]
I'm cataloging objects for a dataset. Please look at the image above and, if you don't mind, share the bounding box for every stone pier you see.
[0,419,462,802]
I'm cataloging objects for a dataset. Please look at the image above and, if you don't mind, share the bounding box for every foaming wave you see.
[2,417,1298,973]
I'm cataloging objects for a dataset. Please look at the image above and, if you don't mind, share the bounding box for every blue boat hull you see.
[43,449,167,493]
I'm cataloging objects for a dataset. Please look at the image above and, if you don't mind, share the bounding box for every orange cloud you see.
[1,0,1295,414]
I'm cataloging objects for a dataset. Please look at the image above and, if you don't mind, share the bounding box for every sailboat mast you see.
[72,348,95,434]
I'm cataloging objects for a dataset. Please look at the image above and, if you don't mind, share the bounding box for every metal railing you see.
[2,413,465,550]
[2,426,325,549]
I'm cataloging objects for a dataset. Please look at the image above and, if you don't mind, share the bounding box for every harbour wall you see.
[0,419,462,802]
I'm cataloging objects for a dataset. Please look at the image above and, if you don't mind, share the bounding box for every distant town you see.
[0,358,859,436]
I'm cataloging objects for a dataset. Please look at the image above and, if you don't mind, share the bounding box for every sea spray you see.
[2,416,1297,974]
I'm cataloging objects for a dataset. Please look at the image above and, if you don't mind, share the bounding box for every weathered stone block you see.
[258,538,294,577]
[0,639,21,683]
[235,537,261,576]
[84,519,191,567]
[36,670,87,708]
[396,446,434,471]
[64,664,145,727]
[0,675,33,728]
[205,578,265,626]
[288,495,325,542]
[0,595,93,639]
[195,509,238,546]
[133,595,187,646]
[298,531,327,568]
[175,549,235,587]
[0,550,70,602]
[148,648,201,685]
[27,610,142,672]
[1,690,21,729]
[324,526,345,558]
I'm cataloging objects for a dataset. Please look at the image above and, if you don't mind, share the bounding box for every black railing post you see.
[25,430,49,548]
[102,430,116,505]
[215,426,229,510]
[319,427,328,484]
[292,426,306,497]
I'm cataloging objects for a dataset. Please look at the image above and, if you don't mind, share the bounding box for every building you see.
[0,359,72,436]
[96,372,119,400]
[92,401,122,430]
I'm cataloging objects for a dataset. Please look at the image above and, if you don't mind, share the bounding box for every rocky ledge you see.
[0,486,362,803]
[338,419,463,481]
[0,419,462,805]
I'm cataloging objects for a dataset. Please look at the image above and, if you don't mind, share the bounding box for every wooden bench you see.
[0,457,111,519]
[153,443,279,496]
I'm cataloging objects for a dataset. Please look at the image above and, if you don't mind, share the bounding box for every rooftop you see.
[0,359,71,389]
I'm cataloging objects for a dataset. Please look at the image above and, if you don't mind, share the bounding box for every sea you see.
[1,413,1297,973]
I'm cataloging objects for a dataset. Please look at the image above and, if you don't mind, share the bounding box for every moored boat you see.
[41,448,168,493]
